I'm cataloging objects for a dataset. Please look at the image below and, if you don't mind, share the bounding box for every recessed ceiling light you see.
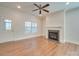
[17,5,21,8]
[66,2,70,5]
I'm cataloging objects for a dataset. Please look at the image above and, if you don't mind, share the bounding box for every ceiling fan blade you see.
[33,9,39,11]
[42,9,49,13]
[42,4,49,8]
[34,3,40,8]
[39,10,41,14]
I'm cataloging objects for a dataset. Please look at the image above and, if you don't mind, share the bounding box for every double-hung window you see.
[4,20,12,30]
[25,22,31,32]
[31,22,37,32]
[25,21,37,33]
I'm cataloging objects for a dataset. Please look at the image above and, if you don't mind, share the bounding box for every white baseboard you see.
[0,34,43,43]
[66,40,79,45]
[14,34,43,41]
[0,40,14,44]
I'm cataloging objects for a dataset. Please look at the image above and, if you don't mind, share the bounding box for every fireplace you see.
[48,30,59,41]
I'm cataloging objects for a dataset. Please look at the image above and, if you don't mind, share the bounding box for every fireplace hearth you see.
[48,30,59,41]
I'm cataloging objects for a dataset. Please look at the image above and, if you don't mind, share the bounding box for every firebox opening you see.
[48,30,59,41]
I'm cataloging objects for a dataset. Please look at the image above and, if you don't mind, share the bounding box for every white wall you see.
[65,8,79,44]
[0,7,43,43]
[39,16,46,36]
[45,11,64,27]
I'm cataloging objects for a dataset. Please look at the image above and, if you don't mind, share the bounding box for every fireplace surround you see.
[45,26,64,43]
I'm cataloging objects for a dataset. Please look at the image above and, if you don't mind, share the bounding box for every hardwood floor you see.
[0,36,79,56]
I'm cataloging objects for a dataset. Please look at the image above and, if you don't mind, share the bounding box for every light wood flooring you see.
[0,36,79,56]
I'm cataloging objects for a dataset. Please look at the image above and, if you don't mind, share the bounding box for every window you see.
[25,21,37,33]
[25,22,31,32]
[4,20,12,30]
[31,22,37,32]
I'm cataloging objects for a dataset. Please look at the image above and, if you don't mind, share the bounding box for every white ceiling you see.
[0,2,79,15]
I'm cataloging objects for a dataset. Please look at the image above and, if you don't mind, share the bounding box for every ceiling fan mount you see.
[33,3,50,14]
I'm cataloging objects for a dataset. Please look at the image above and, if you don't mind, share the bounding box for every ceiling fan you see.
[33,3,50,14]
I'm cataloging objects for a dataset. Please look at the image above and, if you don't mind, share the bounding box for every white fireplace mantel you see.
[45,25,63,28]
[45,26,65,43]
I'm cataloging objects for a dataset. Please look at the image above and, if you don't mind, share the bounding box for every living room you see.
[0,2,79,56]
